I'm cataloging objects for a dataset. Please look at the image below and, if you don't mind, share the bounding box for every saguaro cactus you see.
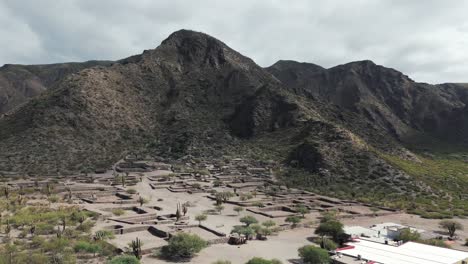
[130,237,142,259]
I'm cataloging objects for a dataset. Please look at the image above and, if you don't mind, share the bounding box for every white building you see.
[335,239,468,264]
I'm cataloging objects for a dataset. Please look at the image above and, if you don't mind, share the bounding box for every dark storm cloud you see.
[1,0,467,84]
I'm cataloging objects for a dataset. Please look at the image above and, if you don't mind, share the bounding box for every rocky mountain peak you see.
[268,60,325,72]
[330,60,412,83]
[149,29,227,68]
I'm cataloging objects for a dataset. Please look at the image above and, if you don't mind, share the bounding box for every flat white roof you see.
[339,239,468,264]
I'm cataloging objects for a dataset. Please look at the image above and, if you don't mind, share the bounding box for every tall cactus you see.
[182,203,188,216]
[3,186,9,199]
[5,219,11,237]
[130,237,142,259]
[175,203,181,221]
[66,187,72,200]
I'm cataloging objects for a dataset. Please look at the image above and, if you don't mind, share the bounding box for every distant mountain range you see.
[1,30,467,215]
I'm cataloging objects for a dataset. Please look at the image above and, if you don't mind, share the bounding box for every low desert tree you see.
[439,220,463,238]
[159,233,207,260]
[298,245,330,264]
[396,228,421,242]
[319,210,338,223]
[195,214,207,225]
[240,216,258,226]
[245,257,282,264]
[296,205,310,218]
[215,191,235,205]
[285,216,301,228]
[315,218,344,243]
[231,226,255,240]
[107,255,140,264]
[234,206,244,215]
[256,227,272,240]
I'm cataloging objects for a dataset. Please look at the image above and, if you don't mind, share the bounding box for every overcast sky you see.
[1,0,467,84]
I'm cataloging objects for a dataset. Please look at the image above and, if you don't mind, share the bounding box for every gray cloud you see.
[1,0,468,84]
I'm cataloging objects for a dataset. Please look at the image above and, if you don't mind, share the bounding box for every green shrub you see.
[240,216,258,226]
[245,257,282,264]
[159,233,207,260]
[108,255,140,264]
[112,209,126,216]
[420,239,450,248]
[396,228,421,242]
[321,238,337,251]
[298,245,330,264]
[36,223,55,235]
[285,216,302,228]
[231,226,255,239]
[74,241,101,255]
[95,230,115,240]
[48,195,60,203]
[76,220,95,233]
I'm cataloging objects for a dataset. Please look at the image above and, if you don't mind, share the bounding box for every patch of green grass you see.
[379,152,468,196]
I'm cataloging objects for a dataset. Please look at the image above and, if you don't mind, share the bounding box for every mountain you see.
[0,30,307,173]
[0,30,466,216]
[0,61,113,114]
[267,60,468,146]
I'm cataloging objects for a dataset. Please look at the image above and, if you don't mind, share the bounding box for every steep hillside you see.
[266,60,468,217]
[0,30,309,174]
[0,61,112,114]
[0,30,466,216]
[266,60,468,146]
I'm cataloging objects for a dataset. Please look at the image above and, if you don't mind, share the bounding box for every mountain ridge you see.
[0,29,466,216]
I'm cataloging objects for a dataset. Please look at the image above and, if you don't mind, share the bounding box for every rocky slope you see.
[0,30,313,174]
[0,61,112,114]
[0,30,466,215]
[266,60,468,147]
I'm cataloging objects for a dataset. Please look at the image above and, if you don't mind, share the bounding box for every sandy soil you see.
[110,230,168,250]
[141,227,317,264]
